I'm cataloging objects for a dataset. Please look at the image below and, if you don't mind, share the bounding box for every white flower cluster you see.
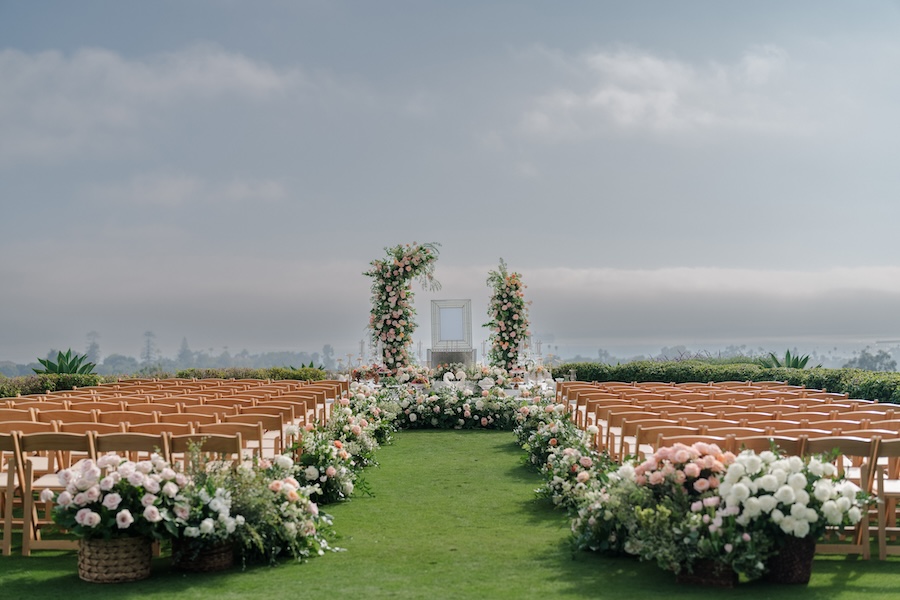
[175,486,243,540]
[718,450,864,538]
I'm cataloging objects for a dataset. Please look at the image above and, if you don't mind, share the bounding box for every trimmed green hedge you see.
[176,367,327,382]
[0,373,107,397]
[555,361,900,403]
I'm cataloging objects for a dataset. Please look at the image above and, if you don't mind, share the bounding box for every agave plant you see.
[758,349,821,369]
[33,349,97,374]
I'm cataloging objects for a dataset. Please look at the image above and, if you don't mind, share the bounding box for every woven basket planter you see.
[78,536,153,584]
[172,540,235,573]
[763,534,816,584]
[675,559,739,588]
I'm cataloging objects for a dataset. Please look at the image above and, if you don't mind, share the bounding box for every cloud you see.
[0,44,303,164]
[86,173,287,208]
[518,44,805,139]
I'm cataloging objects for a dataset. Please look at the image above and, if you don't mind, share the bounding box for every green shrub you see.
[556,361,900,403]
[0,373,106,397]
[176,367,327,382]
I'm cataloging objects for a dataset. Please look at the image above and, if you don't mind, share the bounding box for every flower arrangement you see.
[170,446,247,563]
[395,363,431,385]
[351,363,383,382]
[537,441,614,510]
[719,447,869,543]
[328,397,381,469]
[485,259,530,371]
[513,402,580,468]
[228,455,336,564]
[346,381,400,444]
[41,452,180,540]
[391,386,522,431]
[569,442,871,582]
[295,425,357,504]
[363,242,440,373]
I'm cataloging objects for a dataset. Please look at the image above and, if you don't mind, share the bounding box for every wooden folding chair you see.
[15,431,96,555]
[223,412,286,456]
[805,435,880,559]
[1,432,22,555]
[875,438,900,559]
[195,422,264,459]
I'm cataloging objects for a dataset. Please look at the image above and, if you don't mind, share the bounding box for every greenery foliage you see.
[33,348,97,374]
[758,349,821,369]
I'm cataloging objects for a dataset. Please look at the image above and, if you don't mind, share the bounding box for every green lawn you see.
[2,429,899,599]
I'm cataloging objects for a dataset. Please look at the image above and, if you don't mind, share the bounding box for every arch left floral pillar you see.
[364,242,440,373]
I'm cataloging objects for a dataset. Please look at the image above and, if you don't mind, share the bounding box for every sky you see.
[2,1,900,365]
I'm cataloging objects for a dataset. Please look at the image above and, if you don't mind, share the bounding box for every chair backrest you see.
[168,432,244,460]
[93,432,170,463]
[33,408,97,424]
[15,431,96,473]
[634,425,698,453]
[126,421,194,436]
[63,400,125,412]
[733,435,806,456]
[805,435,880,491]
[0,421,57,435]
[223,412,284,430]
[55,421,126,435]
[241,403,295,423]
[125,402,181,415]
[0,407,36,422]
[96,410,158,426]
[159,412,220,427]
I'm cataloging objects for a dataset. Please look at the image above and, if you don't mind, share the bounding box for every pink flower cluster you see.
[634,442,736,496]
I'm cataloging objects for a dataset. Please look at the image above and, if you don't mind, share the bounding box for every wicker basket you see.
[78,536,153,583]
[675,559,739,588]
[172,540,235,573]
[763,534,816,584]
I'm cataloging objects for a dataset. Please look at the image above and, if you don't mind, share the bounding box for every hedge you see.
[0,373,107,398]
[555,361,900,404]
[176,367,327,382]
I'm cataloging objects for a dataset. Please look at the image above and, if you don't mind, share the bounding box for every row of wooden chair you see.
[4,379,349,425]
[2,429,246,556]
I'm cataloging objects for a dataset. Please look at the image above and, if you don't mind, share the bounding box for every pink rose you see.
[693,478,710,493]
[683,463,701,478]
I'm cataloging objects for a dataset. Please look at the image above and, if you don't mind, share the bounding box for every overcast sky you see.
[2,1,900,364]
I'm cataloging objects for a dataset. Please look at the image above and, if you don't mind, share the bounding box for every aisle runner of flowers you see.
[42,367,869,585]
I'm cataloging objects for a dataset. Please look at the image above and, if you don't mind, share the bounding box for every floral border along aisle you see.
[485,259,530,371]
[363,242,440,374]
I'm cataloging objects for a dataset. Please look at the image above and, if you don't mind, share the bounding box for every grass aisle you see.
[2,430,899,599]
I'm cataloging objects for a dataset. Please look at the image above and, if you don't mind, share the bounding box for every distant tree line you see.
[0,331,338,377]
